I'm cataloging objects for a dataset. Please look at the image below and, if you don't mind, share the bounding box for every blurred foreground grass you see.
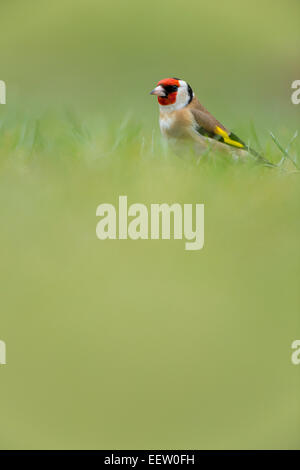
[0,109,299,449]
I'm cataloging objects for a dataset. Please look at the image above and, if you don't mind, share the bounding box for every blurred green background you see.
[0,0,299,449]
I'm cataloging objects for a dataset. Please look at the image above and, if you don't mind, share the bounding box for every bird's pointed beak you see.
[150,85,166,97]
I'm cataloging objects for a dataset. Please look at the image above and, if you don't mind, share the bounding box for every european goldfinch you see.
[150,77,264,161]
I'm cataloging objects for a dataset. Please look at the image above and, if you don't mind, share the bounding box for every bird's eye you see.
[163,85,178,94]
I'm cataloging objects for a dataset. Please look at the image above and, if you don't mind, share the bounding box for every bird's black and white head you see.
[150,78,194,111]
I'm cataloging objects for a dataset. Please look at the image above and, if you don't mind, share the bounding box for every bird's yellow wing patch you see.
[215,126,245,148]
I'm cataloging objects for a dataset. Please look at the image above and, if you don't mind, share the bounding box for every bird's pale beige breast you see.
[159,108,193,139]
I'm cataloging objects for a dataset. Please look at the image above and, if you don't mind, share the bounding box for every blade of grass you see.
[269,132,300,170]
[286,130,298,154]
[250,121,263,152]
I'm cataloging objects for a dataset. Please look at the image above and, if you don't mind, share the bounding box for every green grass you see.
[1,107,299,169]
[0,109,299,449]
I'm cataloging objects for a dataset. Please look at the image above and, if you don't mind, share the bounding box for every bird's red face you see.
[150,78,180,106]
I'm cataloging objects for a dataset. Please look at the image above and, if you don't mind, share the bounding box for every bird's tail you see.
[246,145,277,168]
[228,131,276,167]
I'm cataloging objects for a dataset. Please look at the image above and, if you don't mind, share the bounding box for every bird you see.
[150,77,269,163]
